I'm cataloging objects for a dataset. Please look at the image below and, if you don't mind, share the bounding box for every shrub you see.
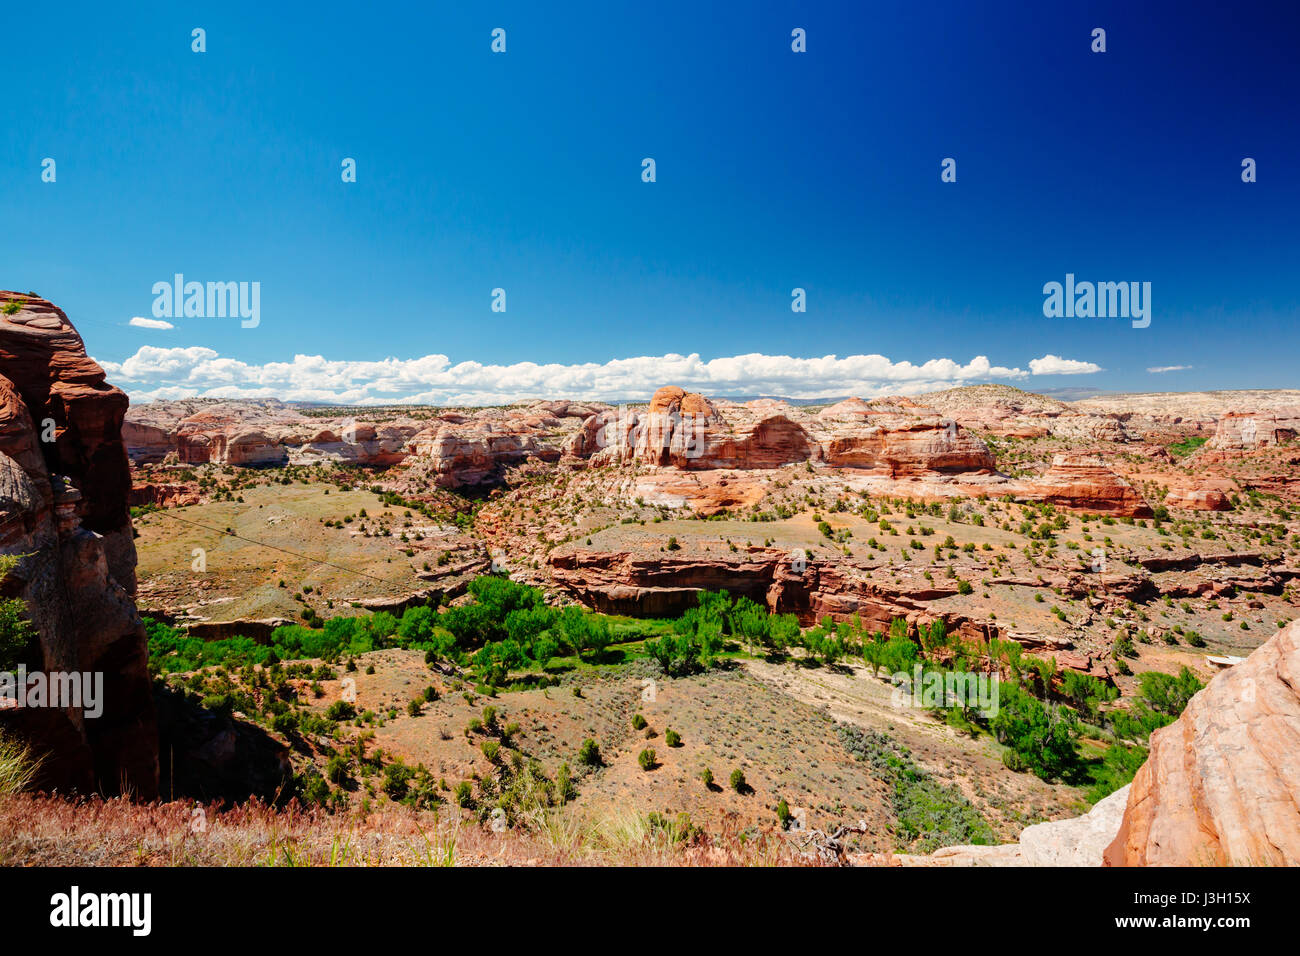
[555,762,575,803]
[700,767,714,788]
[638,748,656,771]
[631,713,647,730]
[729,768,746,792]
[776,798,792,830]
[325,755,350,784]
[382,761,414,799]
[325,700,356,721]
[270,712,298,735]
[665,729,681,747]
[454,780,474,808]
[577,738,602,767]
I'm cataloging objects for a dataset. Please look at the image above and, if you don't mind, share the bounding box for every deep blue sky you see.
[2,0,1297,402]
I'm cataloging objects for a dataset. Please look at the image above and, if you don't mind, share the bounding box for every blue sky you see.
[3,0,1297,404]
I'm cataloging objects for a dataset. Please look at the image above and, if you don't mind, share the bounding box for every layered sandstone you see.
[918,385,1131,441]
[0,292,158,797]
[1206,409,1300,450]
[567,386,992,476]
[408,422,557,487]
[1104,620,1300,866]
[126,398,592,487]
[1021,455,1152,517]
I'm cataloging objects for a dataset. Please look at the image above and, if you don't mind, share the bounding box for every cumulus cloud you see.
[128,316,174,330]
[95,345,1101,405]
[1147,364,1192,373]
[1028,354,1104,376]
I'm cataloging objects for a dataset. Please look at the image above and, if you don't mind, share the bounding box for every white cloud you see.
[1147,364,1192,373]
[128,316,174,330]
[98,345,1102,405]
[1028,354,1103,376]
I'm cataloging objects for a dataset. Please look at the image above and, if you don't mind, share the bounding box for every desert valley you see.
[2,291,1298,867]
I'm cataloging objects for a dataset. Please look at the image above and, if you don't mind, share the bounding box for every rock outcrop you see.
[126,398,592,487]
[1022,455,1152,517]
[1207,409,1300,450]
[1104,620,1300,866]
[125,400,422,467]
[0,292,158,797]
[889,784,1131,866]
[565,386,993,476]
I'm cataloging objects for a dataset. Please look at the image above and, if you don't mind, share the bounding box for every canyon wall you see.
[0,292,158,797]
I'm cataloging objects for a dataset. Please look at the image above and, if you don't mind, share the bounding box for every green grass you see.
[1167,436,1209,458]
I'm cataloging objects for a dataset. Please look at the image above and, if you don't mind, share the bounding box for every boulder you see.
[1104,620,1300,866]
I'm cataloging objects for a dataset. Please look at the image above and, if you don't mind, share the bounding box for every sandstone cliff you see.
[1104,619,1300,866]
[0,292,158,797]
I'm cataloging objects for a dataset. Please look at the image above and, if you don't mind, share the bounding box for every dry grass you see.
[0,733,42,797]
[0,793,826,867]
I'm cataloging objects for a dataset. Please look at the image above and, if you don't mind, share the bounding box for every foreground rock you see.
[1104,619,1300,866]
[882,785,1130,866]
[0,292,158,797]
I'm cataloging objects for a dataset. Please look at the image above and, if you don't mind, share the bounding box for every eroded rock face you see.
[408,423,551,487]
[1163,487,1231,511]
[821,417,995,475]
[0,292,158,798]
[1104,620,1300,866]
[1022,455,1153,517]
[126,400,424,467]
[1207,409,1300,450]
[567,387,993,476]
[127,399,591,487]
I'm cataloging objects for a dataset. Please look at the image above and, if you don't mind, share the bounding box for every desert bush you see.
[577,738,601,767]
[776,798,792,830]
[325,700,356,721]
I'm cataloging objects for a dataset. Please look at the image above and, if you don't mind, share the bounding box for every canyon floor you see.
[105,384,1300,864]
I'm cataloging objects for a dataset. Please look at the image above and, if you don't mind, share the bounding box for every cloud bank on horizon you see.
[97,345,1102,406]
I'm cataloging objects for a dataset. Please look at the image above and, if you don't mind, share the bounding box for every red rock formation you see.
[1207,409,1300,450]
[128,399,584,486]
[1162,487,1231,511]
[0,292,158,797]
[1022,455,1152,517]
[129,482,202,509]
[567,386,994,477]
[821,417,995,475]
[1105,620,1300,866]
[408,422,556,487]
